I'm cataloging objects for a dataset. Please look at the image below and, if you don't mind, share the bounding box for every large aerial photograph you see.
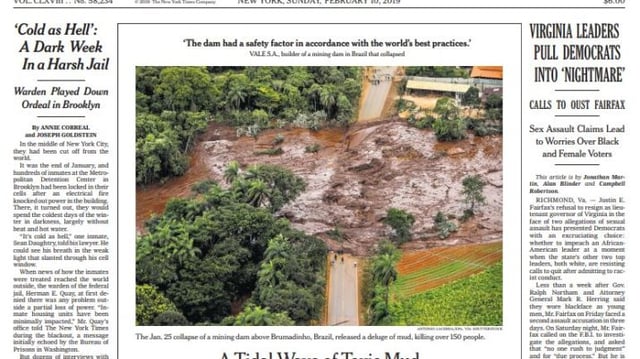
[135,66,503,326]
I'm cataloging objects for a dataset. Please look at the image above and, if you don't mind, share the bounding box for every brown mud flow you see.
[137,120,502,256]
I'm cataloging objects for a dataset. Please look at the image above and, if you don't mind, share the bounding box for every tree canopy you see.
[136,66,362,185]
[136,166,326,325]
[136,110,209,184]
[383,208,415,245]
[462,174,487,213]
[432,98,467,141]
[222,304,295,326]
[405,66,469,78]
[364,240,401,325]
[136,284,185,326]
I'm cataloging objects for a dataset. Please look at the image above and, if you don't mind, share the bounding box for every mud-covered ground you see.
[137,120,502,256]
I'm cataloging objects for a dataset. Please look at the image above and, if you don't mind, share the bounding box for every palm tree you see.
[227,82,247,110]
[306,83,323,111]
[243,164,262,181]
[166,231,201,266]
[264,234,291,261]
[258,259,286,287]
[223,161,240,184]
[372,253,398,306]
[152,222,173,248]
[233,304,294,326]
[320,87,336,109]
[397,77,408,100]
[236,305,273,325]
[136,235,153,262]
[153,222,200,267]
[369,284,391,325]
[246,179,270,208]
[202,183,228,209]
[319,86,337,117]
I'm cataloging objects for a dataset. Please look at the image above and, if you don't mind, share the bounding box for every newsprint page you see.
[1,1,638,359]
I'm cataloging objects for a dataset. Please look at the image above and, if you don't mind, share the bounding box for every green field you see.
[388,261,502,326]
[394,242,502,297]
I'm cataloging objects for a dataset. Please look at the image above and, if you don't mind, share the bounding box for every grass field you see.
[388,241,503,326]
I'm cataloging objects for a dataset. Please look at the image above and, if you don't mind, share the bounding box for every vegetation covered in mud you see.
[362,178,495,326]
[135,66,504,326]
[400,90,503,139]
[136,66,362,184]
[136,164,327,326]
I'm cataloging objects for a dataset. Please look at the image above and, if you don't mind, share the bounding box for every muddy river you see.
[137,121,502,256]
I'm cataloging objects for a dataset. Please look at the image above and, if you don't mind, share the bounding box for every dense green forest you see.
[136,164,327,325]
[136,66,362,185]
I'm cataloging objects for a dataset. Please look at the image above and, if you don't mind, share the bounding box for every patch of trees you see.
[433,211,458,239]
[221,304,295,326]
[461,174,487,218]
[136,284,189,325]
[135,164,326,325]
[136,67,217,185]
[432,97,467,141]
[363,240,401,325]
[461,86,480,107]
[136,66,362,184]
[136,110,209,184]
[217,66,362,129]
[431,174,487,240]
[405,90,503,140]
[383,208,415,245]
[378,179,486,244]
[431,174,489,240]
[250,233,327,324]
[405,97,465,140]
[405,66,469,78]
[362,208,413,325]
[467,91,503,136]
[136,66,362,129]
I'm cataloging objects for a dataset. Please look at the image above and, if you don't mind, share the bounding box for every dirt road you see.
[358,67,397,121]
[327,253,359,325]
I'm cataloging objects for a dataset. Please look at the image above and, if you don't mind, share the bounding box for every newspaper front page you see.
[1,1,637,359]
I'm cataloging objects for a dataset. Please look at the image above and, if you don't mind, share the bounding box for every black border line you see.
[554,89,599,92]
[36,115,86,118]
[555,163,600,166]
[36,79,86,82]
[119,22,521,359]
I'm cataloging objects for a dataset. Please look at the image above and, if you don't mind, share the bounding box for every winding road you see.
[327,253,359,325]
